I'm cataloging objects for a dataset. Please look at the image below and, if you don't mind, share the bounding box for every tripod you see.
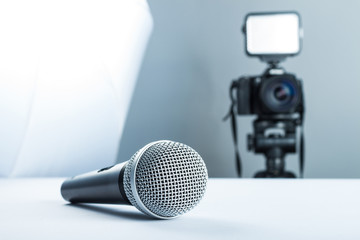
[248,117,299,178]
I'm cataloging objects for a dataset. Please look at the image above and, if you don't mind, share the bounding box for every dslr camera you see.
[225,11,305,178]
[236,69,304,116]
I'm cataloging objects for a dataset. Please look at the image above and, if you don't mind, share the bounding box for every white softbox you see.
[0,0,153,177]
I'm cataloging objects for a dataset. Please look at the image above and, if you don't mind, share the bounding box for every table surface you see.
[0,178,359,240]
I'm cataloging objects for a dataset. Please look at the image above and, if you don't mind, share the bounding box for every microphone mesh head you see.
[123,140,208,219]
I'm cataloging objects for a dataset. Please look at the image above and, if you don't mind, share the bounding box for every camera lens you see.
[260,76,300,113]
[273,83,293,102]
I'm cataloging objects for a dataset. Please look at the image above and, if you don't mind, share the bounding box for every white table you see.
[0,178,359,240]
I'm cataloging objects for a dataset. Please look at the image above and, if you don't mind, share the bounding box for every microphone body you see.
[61,162,129,204]
[61,140,208,219]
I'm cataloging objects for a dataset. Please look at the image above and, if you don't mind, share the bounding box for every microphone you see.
[61,140,208,219]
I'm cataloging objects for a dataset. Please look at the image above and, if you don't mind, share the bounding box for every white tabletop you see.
[0,178,359,240]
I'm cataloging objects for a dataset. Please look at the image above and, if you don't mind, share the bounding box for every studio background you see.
[117,0,360,178]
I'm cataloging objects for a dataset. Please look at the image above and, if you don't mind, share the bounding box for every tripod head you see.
[248,117,299,178]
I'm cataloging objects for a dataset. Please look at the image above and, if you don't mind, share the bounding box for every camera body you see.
[236,67,304,117]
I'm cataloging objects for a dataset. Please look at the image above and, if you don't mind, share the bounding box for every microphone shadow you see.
[65,203,156,221]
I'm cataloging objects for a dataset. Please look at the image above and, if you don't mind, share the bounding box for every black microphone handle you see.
[61,162,130,205]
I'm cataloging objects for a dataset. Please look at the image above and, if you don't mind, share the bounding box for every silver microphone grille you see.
[123,140,208,219]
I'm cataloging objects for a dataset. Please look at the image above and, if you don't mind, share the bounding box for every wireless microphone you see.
[61,140,208,219]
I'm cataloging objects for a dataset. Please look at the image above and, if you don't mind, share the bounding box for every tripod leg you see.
[254,171,268,178]
[283,171,296,178]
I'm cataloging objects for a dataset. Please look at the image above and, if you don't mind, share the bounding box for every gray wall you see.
[117,0,360,178]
